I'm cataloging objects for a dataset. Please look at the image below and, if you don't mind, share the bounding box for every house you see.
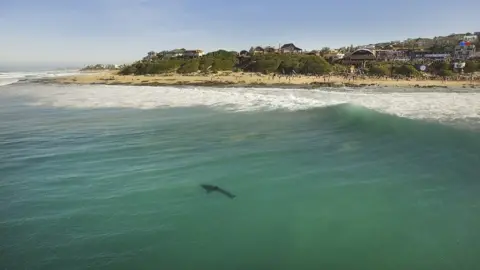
[332,53,345,61]
[469,51,480,59]
[156,50,169,58]
[422,53,451,61]
[251,46,265,54]
[463,35,478,42]
[340,49,377,66]
[375,50,409,61]
[280,43,302,53]
[184,50,205,57]
[454,44,476,60]
[264,46,278,53]
[238,50,249,57]
[345,49,376,61]
[323,51,345,61]
[164,49,185,58]
[409,50,451,61]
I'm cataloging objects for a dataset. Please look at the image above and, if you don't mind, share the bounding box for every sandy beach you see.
[47,71,480,90]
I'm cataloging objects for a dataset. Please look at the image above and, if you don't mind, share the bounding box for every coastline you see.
[39,70,480,91]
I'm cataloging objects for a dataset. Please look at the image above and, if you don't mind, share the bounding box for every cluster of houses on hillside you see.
[143,43,303,61]
[242,43,303,55]
[144,49,205,60]
[241,38,479,64]
[143,33,480,66]
[81,64,120,70]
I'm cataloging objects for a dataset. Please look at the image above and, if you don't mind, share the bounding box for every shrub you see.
[463,61,479,73]
[368,64,390,76]
[177,60,200,74]
[394,64,421,77]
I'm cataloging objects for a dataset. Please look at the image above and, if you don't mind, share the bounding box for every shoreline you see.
[37,71,480,92]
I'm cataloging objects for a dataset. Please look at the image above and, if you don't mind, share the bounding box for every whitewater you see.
[2,83,480,126]
[0,70,80,86]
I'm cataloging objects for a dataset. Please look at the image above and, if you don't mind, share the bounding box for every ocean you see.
[0,69,80,87]
[1,77,480,269]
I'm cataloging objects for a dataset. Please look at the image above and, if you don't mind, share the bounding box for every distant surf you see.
[0,70,80,86]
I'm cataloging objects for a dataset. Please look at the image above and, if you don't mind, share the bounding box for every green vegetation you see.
[429,61,451,74]
[119,48,480,77]
[177,59,200,74]
[331,64,348,74]
[367,63,391,76]
[81,64,118,71]
[122,50,237,75]
[438,69,455,77]
[365,62,425,77]
[242,54,331,75]
[464,61,479,73]
[120,51,332,76]
[394,64,422,77]
[109,31,480,80]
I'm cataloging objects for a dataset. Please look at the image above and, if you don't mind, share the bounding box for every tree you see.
[463,61,479,73]
[332,64,347,74]
[177,60,200,74]
[320,47,330,56]
[429,61,452,75]
[299,56,331,75]
[277,60,297,74]
[119,65,137,75]
[393,64,421,77]
[368,64,390,76]
[438,69,454,77]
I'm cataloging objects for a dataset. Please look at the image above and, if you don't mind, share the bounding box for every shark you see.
[200,184,236,199]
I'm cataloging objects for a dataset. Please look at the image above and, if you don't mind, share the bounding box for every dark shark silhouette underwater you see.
[200,184,236,199]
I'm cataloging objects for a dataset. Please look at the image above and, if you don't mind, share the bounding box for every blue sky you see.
[1,0,479,66]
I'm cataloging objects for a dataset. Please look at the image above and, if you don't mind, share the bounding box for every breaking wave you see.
[1,83,480,128]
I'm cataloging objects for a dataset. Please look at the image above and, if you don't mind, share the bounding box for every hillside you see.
[117,31,480,78]
[346,32,480,52]
[119,50,333,76]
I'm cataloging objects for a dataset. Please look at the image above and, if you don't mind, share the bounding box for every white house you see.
[324,52,345,61]
[280,43,302,53]
[463,35,478,42]
[164,49,185,58]
[184,50,205,57]
[454,44,476,60]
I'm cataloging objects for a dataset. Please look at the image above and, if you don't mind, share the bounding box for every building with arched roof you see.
[347,49,377,61]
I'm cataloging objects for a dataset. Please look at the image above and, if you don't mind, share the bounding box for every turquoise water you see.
[1,84,480,269]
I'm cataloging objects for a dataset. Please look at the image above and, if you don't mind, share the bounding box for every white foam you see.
[0,70,80,87]
[2,84,480,124]
[0,78,20,86]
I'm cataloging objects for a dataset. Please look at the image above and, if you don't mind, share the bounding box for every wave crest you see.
[3,84,480,125]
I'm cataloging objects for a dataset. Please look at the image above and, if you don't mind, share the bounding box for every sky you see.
[1,0,479,66]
